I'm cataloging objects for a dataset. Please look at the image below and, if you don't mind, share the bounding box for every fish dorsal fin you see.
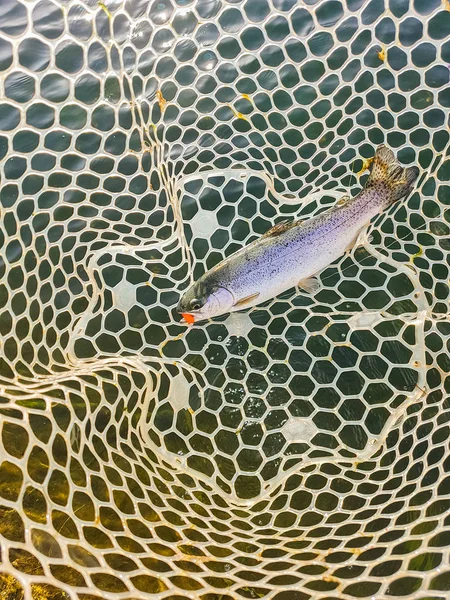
[336,194,351,206]
[234,292,260,308]
[262,219,300,239]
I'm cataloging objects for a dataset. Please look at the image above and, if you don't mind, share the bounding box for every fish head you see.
[177,281,234,323]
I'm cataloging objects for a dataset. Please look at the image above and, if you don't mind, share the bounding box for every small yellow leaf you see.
[410,246,423,262]
[98,1,112,18]
[156,90,167,112]
[357,156,374,175]
[377,47,385,61]
[227,103,247,121]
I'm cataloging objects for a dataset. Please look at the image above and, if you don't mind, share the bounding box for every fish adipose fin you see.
[262,219,301,239]
[234,292,260,308]
[366,145,419,204]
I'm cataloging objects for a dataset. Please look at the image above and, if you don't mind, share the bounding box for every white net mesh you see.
[0,0,449,598]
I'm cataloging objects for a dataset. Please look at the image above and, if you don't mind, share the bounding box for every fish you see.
[177,145,419,323]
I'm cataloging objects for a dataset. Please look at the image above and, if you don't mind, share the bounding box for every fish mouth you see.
[180,312,196,325]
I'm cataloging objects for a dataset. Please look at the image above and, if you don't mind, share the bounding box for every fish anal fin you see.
[234,292,260,308]
[262,219,300,239]
[298,276,321,295]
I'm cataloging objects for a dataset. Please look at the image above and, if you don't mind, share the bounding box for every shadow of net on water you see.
[0,0,449,598]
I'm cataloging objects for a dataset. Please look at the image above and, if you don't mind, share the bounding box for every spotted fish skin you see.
[177,145,419,322]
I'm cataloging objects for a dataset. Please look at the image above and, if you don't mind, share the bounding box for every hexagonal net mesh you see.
[0,0,449,598]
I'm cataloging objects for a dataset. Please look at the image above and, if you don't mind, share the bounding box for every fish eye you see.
[190,299,202,311]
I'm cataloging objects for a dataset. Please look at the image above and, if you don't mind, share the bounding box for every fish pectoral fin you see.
[234,292,260,308]
[345,232,361,252]
[262,219,301,239]
[298,276,321,295]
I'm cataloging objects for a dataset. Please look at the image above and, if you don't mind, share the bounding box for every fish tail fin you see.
[365,145,419,204]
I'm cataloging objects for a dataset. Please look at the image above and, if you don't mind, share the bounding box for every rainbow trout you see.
[177,145,419,323]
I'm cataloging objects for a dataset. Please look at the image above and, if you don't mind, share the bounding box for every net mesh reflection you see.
[0,0,449,598]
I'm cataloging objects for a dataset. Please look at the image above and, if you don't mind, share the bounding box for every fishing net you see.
[0,0,449,598]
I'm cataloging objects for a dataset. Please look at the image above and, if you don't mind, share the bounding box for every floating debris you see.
[227,103,248,121]
[98,1,112,18]
[156,90,167,113]
[241,94,254,105]
[377,47,386,61]
[410,245,423,263]
[357,156,374,175]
